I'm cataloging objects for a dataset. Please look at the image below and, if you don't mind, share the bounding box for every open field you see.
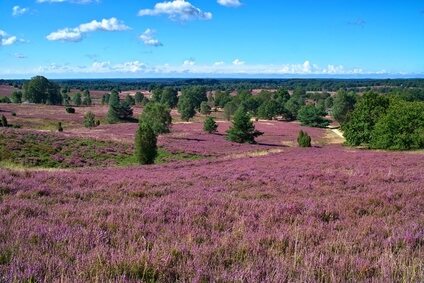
[0,101,423,282]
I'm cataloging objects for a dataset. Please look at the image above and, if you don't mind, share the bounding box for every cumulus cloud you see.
[217,0,242,7]
[233,59,245,65]
[0,30,27,46]
[46,17,131,42]
[140,29,163,47]
[138,0,212,21]
[214,61,224,66]
[12,6,29,16]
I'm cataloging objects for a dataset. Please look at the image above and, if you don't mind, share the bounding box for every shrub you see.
[134,121,157,165]
[225,107,263,144]
[203,117,218,134]
[1,115,8,127]
[66,107,75,114]
[57,122,63,132]
[297,130,312,147]
[84,111,96,129]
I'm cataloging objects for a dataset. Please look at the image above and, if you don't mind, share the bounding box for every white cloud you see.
[140,29,163,47]
[214,61,224,66]
[12,6,29,16]
[138,0,212,21]
[217,0,242,7]
[0,30,27,46]
[183,60,196,66]
[46,17,131,42]
[233,59,245,65]
[15,53,27,59]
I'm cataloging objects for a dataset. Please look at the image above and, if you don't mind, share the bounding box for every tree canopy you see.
[23,76,62,105]
[139,102,172,134]
[225,107,263,144]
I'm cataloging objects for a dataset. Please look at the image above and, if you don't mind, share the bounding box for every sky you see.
[1,0,423,79]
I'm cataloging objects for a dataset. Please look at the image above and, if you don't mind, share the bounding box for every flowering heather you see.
[0,146,423,282]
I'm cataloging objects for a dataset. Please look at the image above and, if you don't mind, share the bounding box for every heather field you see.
[1,102,423,282]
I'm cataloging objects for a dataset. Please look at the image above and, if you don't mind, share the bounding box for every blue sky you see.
[1,0,423,79]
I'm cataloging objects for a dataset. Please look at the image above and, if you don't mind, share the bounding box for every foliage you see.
[225,107,263,144]
[200,101,211,116]
[214,91,232,108]
[370,100,424,150]
[134,92,144,105]
[203,117,218,134]
[82,90,92,106]
[297,104,329,128]
[72,92,82,106]
[160,87,179,108]
[331,89,357,124]
[1,115,7,127]
[57,122,63,132]
[257,100,278,120]
[65,107,75,114]
[134,121,158,165]
[84,111,96,129]
[223,101,237,121]
[177,93,196,122]
[11,91,22,103]
[23,76,62,105]
[182,86,208,109]
[106,91,133,124]
[0,96,11,103]
[343,91,390,146]
[124,94,136,106]
[139,102,172,134]
[297,130,312,147]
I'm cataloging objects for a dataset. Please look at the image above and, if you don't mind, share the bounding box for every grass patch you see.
[117,148,204,166]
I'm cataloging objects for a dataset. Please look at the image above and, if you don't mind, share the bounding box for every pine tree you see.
[225,107,263,144]
[203,117,218,134]
[57,121,63,132]
[134,121,158,165]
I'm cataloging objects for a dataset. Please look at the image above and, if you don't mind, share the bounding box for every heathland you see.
[0,78,423,282]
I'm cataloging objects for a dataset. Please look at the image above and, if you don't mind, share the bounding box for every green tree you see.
[160,87,179,108]
[134,121,158,165]
[297,104,329,128]
[84,111,96,128]
[223,101,237,121]
[134,92,144,105]
[139,102,172,134]
[200,101,211,116]
[105,91,120,124]
[225,107,263,144]
[23,76,62,105]
[124,94,136,106]
[331,89,357,124]
[72,92,82,106]
[297,130,312,147]
[203,117,218,133]
[82,90,92,106]
[11,91,22,103]
[343,91,389,146]
[257,100,278,120]
[151,87,163,103]
[370,100,424,150]
[214,90,232,108]
[178,93,196,122]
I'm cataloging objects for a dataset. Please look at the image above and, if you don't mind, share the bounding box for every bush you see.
[225,107,263,144]
[66,107,75,114]
[297,130,312,147]
[134,121,157,165]
[203,117,218,134]
[1,115,8,127]
[57,122,63,132]
[84,111,96,128]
